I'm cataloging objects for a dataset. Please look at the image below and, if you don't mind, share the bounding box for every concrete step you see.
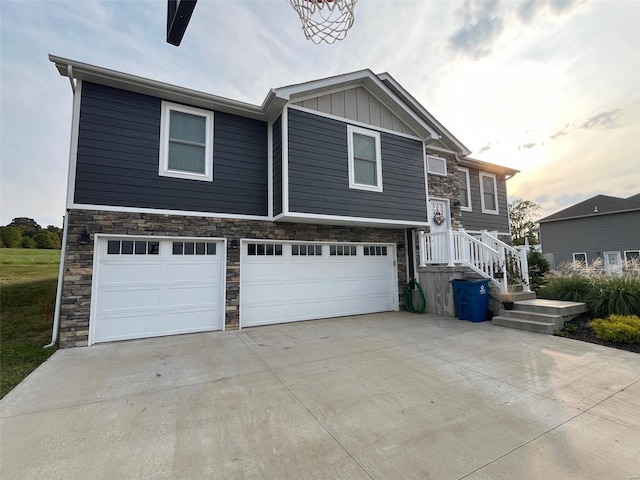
[492,298,587,335]
[513,299,586,318]
[492,316,557,334]
[499,309,563,327]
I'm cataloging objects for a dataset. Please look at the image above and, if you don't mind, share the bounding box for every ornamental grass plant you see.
[540,258,640,317]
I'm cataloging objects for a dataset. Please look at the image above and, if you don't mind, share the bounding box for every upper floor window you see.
[427,155,447,176]
[479,172,498,214]
[457,167,471,211]
[159,101,214,182]
[347,125,383,192]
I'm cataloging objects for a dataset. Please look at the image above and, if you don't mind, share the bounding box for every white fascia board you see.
[49,55,266,121]
[377,72,471,155]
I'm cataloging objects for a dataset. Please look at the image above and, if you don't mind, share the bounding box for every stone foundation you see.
[60,209,408,348]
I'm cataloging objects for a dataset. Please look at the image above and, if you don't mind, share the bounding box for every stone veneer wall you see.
[60,209,408,348]
[426,150,463,229]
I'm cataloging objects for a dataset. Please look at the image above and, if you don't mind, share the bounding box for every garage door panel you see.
[100,263,162,284]
[241,242,397,328]
[93,237,225,344]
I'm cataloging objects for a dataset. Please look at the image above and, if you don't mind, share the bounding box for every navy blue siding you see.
[74,82,268,216]
[273,116,282,216]
[460,167,510,232]
[287,109,426,222]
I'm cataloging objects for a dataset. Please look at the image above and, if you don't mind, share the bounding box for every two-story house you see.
[49,55,519,348]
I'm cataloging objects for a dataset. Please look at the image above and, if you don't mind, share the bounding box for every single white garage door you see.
[241,241,398,327]
[91,236,225,344]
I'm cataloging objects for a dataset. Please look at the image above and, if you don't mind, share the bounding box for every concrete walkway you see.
[2,312,639,479]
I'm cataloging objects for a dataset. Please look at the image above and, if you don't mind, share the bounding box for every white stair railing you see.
[418,229,531,293]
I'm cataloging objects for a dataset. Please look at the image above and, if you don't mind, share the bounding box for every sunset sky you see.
[1,0,638,227]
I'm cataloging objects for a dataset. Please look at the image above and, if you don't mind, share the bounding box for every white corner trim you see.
[479,171,499,215]
[66,79,82,208]
[158,101,214,182]
[422,144,429,212]
[347,125,383,193]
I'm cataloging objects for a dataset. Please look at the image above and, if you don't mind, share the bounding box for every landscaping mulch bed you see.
[556,315,640,354]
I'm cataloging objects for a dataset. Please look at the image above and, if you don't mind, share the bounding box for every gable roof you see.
[538,194,640,223]
[49,55,469,151]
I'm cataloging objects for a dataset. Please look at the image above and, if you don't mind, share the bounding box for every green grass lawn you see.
[1,248,61,398]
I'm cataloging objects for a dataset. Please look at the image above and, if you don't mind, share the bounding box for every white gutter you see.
[45,211,69,348]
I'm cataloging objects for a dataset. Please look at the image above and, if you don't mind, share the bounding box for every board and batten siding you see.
[460,167,510,232]
[540,211,640,266]
[293,86,416,136]
[74,82,268,216]
[273,116,282,216]
[287,108,426,222]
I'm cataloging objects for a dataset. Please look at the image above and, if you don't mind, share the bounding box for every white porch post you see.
[447,227,455,267]
[418,230,427,267]
[518,246,532,293]
[499,246,508,292]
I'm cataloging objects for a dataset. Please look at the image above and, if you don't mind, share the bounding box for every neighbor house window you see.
[159,101,214,182]
[624,250,639,261]
[457,167,471,211]
[347,125,382,192]
[479,172,498,214]
[573,252,587,264]
[427,155,447,176]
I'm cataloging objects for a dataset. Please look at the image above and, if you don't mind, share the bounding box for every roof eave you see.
[458,156,519,177]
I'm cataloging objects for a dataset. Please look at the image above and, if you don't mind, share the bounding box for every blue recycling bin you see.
[450,279,490,322]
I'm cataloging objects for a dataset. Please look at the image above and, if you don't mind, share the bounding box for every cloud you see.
[579,108,621,130]
[477,143,492,154]
[517,0,580,24]
[549,123,571,139]
[448,0,505,60]
[518,142,537,150]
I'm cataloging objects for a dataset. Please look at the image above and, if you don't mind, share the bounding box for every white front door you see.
[92,236,226,344]
[604,251,622,275]
[427,198,451,262]
[240,241,398,327]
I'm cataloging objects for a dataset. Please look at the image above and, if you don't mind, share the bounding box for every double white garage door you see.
[92,236,397,344]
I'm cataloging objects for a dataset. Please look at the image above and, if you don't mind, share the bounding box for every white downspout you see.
[45,65,76,348]
[45,212,69,348]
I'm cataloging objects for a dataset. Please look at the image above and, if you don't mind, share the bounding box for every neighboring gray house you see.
[50,55,517,348]
[538,194,640,269]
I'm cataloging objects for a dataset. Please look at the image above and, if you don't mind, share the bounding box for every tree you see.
[0,226,23,248]
[33,231,62,249]
[509,199,541,246]
[8,217,41,239]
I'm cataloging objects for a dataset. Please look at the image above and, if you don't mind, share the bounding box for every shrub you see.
[589,315,640,344]
[527,249,550,292]
[584,277,640,317]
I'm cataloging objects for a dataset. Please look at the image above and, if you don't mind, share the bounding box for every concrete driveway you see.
[2,312,639,479]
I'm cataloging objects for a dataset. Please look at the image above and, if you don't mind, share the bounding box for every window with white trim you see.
[624,250,639,261]
[347,125,383,192]
[479,172,498,214]
[572,252,587,264]
[292,244,323,256]
[159,101,214,182]
[330,245,357,256]
[107,240,160,255]
[457,167,471,211]
[427,155,447,176]
[247,243,283,256]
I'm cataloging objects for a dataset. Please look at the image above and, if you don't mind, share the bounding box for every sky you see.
[1,0,639,228]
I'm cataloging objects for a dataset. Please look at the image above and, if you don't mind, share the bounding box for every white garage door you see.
[91,236,225,344]
[241,241,398,327]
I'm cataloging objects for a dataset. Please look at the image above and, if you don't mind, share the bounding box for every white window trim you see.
[572,252,587,263]
[457,167,471,211]
[479,171,499,215]
[427,155,447,176]
[159,101,214,182]
[347,125,383,192]
[624,250,640,261]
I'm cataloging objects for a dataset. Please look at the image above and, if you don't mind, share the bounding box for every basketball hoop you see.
[289,0,358,44]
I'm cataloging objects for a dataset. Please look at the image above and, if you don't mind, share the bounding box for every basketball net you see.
[289,0,358,44]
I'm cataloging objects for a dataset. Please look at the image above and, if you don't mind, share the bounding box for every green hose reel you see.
[404,280,426,313]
